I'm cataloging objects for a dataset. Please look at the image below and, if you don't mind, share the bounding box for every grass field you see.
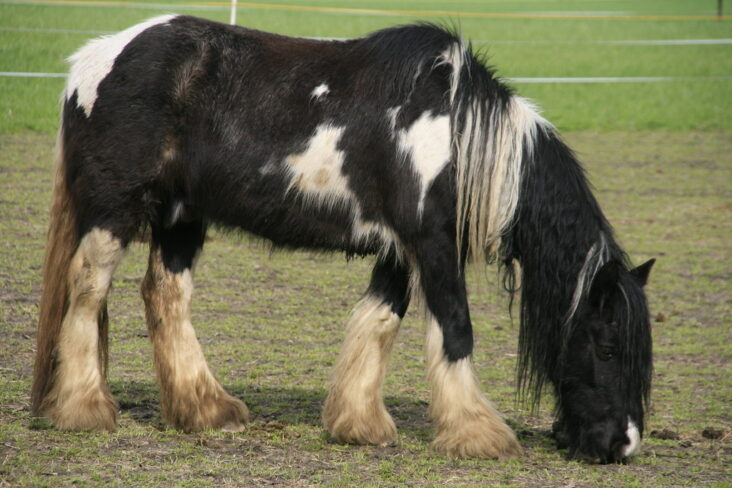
[1,0,731,131]
[1,1,731,487]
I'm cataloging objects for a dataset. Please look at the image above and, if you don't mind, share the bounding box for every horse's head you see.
[553,258,655,464]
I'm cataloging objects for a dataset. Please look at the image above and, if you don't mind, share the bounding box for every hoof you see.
[43,388,118,431]
[207,395,249,432]
[323,397,397,446]
[165,391,249,433]
[221,420,247,433]
[432,414,522,459]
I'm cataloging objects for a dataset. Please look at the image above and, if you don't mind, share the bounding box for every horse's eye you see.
[597,345,615,361]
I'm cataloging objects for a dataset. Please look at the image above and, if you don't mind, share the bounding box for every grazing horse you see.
[31,16,654,463]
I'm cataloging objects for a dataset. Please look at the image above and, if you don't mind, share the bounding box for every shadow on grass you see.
[110,380,431,430]
[109,380,555,453]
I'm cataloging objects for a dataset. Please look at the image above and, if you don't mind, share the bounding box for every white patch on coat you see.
[396,111,451,216]
[284,124,351,205]
[66,15,177,117]
[622,418,642,457]
[284,124,400,258]
[311,83,330,100]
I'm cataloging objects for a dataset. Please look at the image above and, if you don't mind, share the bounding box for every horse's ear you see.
[589,260,622,306]
[630,258,655,287]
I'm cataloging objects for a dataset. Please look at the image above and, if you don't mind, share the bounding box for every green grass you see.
[0,0,731,131]
[1,132,730,487]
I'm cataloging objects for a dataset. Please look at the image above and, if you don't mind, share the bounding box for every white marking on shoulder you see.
[66,15,177,117]
[396,111,451,216]
[622,418,642,458]
[311,83,330,100]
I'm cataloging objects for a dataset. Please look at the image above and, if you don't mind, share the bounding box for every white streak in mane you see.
[565,232,610,323]
[455,92,550,263]
[437,42,552,264]
[441,39,555,265]
[439,43,465,108]
[66,15,177,117]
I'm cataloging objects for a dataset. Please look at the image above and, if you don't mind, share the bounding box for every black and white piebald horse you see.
[32,16,654,463]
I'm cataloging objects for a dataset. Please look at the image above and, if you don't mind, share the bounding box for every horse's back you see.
[62,16,460,251]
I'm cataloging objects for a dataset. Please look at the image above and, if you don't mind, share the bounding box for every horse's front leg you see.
[323,252,410,446]
[415,230,522,459]
[141,220,248,432]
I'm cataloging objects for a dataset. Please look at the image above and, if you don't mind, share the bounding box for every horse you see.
[31,15,654,463]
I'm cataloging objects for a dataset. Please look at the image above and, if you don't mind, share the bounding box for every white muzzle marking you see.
[621,418,641,458]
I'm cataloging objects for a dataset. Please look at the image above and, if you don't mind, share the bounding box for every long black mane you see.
[500,128,653,411]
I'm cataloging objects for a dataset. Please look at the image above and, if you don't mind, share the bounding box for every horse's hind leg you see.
[323,253,410,446]
[416,231,521,459]
[141,220,248,432]
[41,228,124,430]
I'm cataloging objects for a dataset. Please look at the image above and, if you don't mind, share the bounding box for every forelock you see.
[614,273,653,409]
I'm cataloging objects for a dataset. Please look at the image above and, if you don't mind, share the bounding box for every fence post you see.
[230,0,237,25]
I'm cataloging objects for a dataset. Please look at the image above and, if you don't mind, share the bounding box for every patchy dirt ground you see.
[1,131,730,487]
